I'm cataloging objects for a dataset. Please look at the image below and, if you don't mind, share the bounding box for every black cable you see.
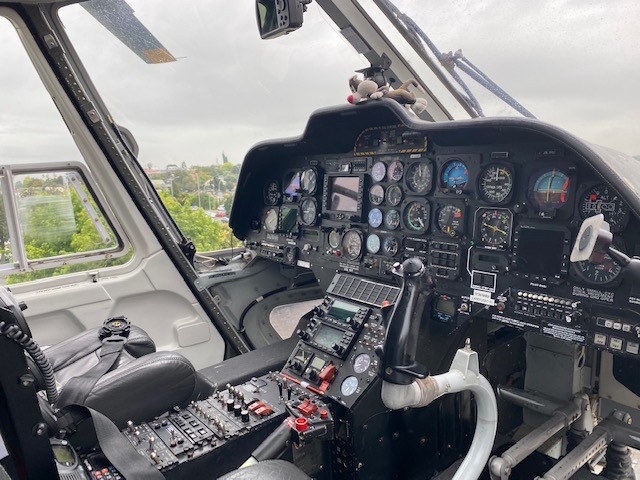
[0,314,59,405]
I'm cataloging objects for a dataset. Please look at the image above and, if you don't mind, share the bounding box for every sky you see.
[0,1,639,168]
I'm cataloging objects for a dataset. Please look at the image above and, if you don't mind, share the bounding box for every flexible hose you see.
[0,319,59,405]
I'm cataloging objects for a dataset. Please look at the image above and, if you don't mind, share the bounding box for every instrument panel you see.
[242,119,640,361]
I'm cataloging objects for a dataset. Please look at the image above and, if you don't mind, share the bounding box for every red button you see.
[320,409,328,420]
[295,417,308,432]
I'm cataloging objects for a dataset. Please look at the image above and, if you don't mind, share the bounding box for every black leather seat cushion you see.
[43,326,209,428]
[217,460,310,480]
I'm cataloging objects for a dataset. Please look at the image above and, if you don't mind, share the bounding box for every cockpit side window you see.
[0,15,131,283]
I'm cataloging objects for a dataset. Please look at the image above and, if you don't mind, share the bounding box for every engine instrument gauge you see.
[479,164,513,203]
[403,202,430,233]
[369,184,385,206]
[328,229,341,249]
[300,168,318,194]
[386,184,403,206]
[341,376,359,396]
[579,184,630,232]
[406,161,432,194]
[263,180,280,206]
[478,209,512,248]
[371,162,387,183]
[366,234,381,254]
[384,209,401,230]
[368,208,383,228]
[353,353,371,374]
[383,236,399,256]
[342,230,363,260]
[530,169,570,211]
[441,159,469,189]
[574,248,623,285]
[387,161,404,182]
[438,205,464,236]
[299,198,317,225]
[264,208,278,233]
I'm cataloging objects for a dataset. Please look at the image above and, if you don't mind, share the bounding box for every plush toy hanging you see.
[347,68,428,116]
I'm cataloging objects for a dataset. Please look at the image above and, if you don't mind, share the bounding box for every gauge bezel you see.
[300,167,319,195]
[366,233,381,254]
[263,207,279,233]
[577,183,630,233]
[382,236,400,257]
[385,184,403,207]
[477,163,515,205]
[404,160,433,195]
[263,180,281,206]
[570,239,625,286]
[386,160,404,182]
[371,161,387,183]
[327,229,341,249]
[368,208,383,228]
[526,167,573,214]
[402,199,431,234]
[474,208,513,249]
[341,229,363,261]
[440,158,469,190]
[435,203,466,237]
[299,197,318,226]
[369,184,385,206]
[383,209,401,230]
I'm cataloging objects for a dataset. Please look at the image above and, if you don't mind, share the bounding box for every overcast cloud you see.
[0,1,638,169]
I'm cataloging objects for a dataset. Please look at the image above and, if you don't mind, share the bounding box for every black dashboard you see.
[231,100,640,362]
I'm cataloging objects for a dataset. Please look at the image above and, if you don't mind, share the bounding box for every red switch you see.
[319,364,337,383]
[297,398,318,416]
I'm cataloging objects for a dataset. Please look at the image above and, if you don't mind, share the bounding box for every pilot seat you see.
[0,287,212,428]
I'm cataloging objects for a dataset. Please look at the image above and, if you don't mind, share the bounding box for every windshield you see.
[390,0,640,156]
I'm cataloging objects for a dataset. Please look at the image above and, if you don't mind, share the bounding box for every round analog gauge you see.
[300,168,318,194]
[340,376,359,397]
[386,184,403,206]
[575,248,623,285]
[383,236,399,256]
[387,161,404,182]
[263,180,280,206]
[530,169,570,211]
[579,184,630,232]
[299,198,317,226]
[368,208,383,228]
[369,184,385,206]
[342,230,363,260]
[478,209,512,248]
[366,234,381,254]
[384,209,401,230]
[353,353,372,374]
[264,208,278,233]
[575,253,622,285]
[371,162,387,183]
[328,229,341,249]
[438,205,464,236]
[403,202,430,233]
[406,161,432,194]
[441,159,469,189]
[479,164,514,203]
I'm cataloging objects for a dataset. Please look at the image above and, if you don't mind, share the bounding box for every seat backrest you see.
[0,286,32,337]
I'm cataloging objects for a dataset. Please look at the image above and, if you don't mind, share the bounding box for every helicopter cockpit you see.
[0,1,639,480]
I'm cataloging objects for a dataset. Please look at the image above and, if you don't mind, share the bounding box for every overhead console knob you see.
[226,398,235,412]
[332,343,345,355]
[297,329,310,340]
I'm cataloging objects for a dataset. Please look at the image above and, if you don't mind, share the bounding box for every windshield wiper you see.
[377,0,536,119]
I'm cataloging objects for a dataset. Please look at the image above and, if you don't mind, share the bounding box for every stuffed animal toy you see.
[347,75,428,115]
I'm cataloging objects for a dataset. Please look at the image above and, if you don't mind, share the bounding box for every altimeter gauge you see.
[578,184,629,232]
[299,198,317,225]
[301,168,318,194]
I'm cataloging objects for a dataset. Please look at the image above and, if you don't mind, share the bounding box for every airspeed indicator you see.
[403,202,430,233]
[479,164,513,203]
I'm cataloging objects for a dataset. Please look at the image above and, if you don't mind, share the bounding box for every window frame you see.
[0,161,130,274]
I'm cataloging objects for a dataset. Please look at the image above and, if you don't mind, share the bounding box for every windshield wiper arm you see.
[379,0,536,119]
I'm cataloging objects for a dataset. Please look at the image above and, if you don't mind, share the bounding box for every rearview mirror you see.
[256,0,307,39]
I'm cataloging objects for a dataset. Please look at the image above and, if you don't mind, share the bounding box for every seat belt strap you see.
[60,405,165,480]
[55,335,127,408]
